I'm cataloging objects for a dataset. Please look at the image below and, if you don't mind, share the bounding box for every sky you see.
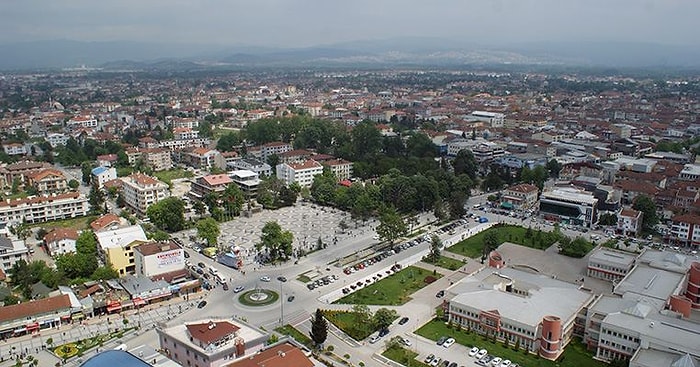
[0,0,697,47]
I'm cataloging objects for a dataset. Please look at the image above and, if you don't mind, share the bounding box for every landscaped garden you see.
[323,306,398,341]
[333,266,441,305]
[415,318,607,367]
[382,345,430,367]
[422,255,465,271]
[447,224,562,258]
[274,324,312,347]
[52,328,135,359]
[153,168,194,186]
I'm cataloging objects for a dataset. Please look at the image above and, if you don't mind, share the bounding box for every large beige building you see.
[134,240,185,278]
[96,224,148,276]
[121,173,169,216]
[0,192,89,224]
[276,159,323,188]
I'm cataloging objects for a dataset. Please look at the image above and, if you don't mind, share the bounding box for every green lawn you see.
[424,255,465,271]
[447,225,560,258]
[153,168,194,185]
[333,266,441,305]
[323,310,375,340]
[274,324,312,347]
[415,318,606,367]
[32,215,97,231]
[382,345,430,367]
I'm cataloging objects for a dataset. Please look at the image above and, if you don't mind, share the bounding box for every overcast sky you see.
[0,0,697,47]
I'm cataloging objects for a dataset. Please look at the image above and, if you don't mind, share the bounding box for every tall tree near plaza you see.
[76,230,98,257]
[351,120,382,160]
[452,150,478,180]
[146,197,186,232]
[256,221,294,262]
[482,231,500,262]
[376,206,408,244]
[428,235,442,263]
[88,185,105,215]
[632,195,658,234]
[196,218,220,246]
[352,304,373,333]
[373,308,398,331]
[309,309,328,347]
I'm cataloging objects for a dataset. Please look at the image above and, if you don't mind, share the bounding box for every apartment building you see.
[133,240,185,278]
[190,174,233,200]
[157,317,268,367]
[276,160,323,188]
[182,148,226,171]
[0,235,29,273]
[45,133,69,147]
[229,170,261,200]
[617,208,643,237]
[1,161,50,188]
[173,127,199,140]
[27,168,68,194]
[143,148,173,172]
[121,173,169,216]
[321,159,353,181]
[260,141,291,161]
[91,166,117,190]
[96,225,148,276]
[228,158,272,177]
[0,192,89,224]
[2,143,27,156]
[501,183,539,210]
[668,213,700,248]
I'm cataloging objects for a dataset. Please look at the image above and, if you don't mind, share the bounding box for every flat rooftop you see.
[589,248,637,267]
[613,263,684,302]
[541,187,597,205]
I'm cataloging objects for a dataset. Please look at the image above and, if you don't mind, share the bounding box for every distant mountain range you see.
[0,38,698,71]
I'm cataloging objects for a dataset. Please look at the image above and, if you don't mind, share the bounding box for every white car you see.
[500,360,512,367]
[468,347,479,357]
[475,349,488,359]
[442,337,455,348]
[369,335,379,344]
[491,357,502,366]
[260,276,271,282]
[429,357,441,367]
[401,337,412,346]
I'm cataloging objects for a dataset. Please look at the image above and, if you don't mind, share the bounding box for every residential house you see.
[617,208,643,237]
[501,183,539,210]
[27,169,68,194]
[96,154,119,167]
[321,159,353,181]
[190,174,233,200]
[0,235,29,273]
[90,213,124,232]
[1,161,50,188]
[121,174,169,216]
[225,341,318,367]
[2,143,27,156]
[45,133,69,148]
[43,228,79,257]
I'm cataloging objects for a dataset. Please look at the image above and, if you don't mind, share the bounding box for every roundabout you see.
[238,288,279,306]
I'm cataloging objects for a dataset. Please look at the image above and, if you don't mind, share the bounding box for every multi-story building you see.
[1,161,50,188]
[91,166,117,190]
[470,142,506,164]
[668,213,700,248]
[45,133,69,147]
[226,341,317,367]
[228,158,272,177]
[446,266,595,360]
[0,192,89,224]
[143,148,173,171]
[617,208,643,237]
[157,317,268,367]
[0,294,73,338]
[133,240,185,278]
[121,173,169,216]
[679,164,700,181]
[539,187,598,227]
[276,160,323,188]
[190,174,233,200]
[27,168,68,194]
[321,159,353,181]
[43,228,79,257]
[260,141,291,161]
[173,127,199,140]
[66,115,98,129]
[96,225,148,276]
[501,183,539,210]
[90,213,124,232]
[182,148,226,171]
[0,235,29,273]
[2,143,27,156]
[586,248,637,282]
[229,170,261,200]
[467,111,505,128]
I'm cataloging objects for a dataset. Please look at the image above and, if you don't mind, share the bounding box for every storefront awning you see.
[13,327,27,334]
[72,313,85,320]
[106,303,122,313]
[501,202,514,209]
[133,298,146,307]
[26,323,40,331]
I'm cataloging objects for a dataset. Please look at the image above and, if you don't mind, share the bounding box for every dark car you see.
[436,290,445,298]
[441,360,450,367]
[197,301,207,308]
[197,262,205,268]
[222,283,229,291]
[287,295,295,302]
[398,317,409,325]
[448,363,458,367]
[436,336,447,346]
[184,251,190,258]
[378,328,389,337]
[277,276,287,282]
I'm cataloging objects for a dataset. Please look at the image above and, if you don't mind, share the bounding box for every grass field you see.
[382,345,430,367]
[447,225,560,258]
[274,324,312,347]
[415,318,607,367]
[153,168,194,185]
[32,215,97,231]
[423,255,465,271]
[333,266,441,306]
[323,310,377,340]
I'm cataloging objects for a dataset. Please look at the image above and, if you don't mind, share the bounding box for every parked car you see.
[287,295,295,302]
[222,283,229,291]
[398,317,409,325]
[378,328,389,337]
[442,337,455,348]
[491,357,502,366]
[401,337,412,346]
[260,276,271,282]
[476,349,488,359]
[436,336,447,346]
[197,301,207,308]
[424,354,435,364]
[500,360,512,367]
[233,286,245,293]
[369,335,379,344]
[197,262,205,268]
[436,290,445,298]
[469,346,479,357]
[429,357,441,367]
[277,276,287,282]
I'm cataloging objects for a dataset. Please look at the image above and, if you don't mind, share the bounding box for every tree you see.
[482,231,500,261]
[599,213,618,226]
[146,197,186,232]
[546,159,562,178]
[266,154,280,169]
[56,253,98,280]
[68,179,80,190]
[427,235,442,263]
[215,131,241,152]
[373,308,398,331]
[9,222,31,241]
[91,265,119,280]
[35,227,49,241]
[81,162,93,185]
[352,304,373,333]
[559,237,591,258]
[452,150,478,180]
[376,206,407,244]
[76,231,97,257]
[193,200,207,217]
[309,309,328,347]
[632,195,658,234]
[150,230,170,241]
[256,221,294,263]
[196,218,220,246]
[88,185,105,215]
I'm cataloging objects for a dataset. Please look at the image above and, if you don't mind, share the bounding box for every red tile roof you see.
[43,228,79,243]
[0,192,81,208]
[90,213,122,232]
[0,294,71,323]
[289,160,321,170]
[506,183,539,194]
[135,240,181,256]
[619,209,641,218]
[28,168,65,181]
[226,342,314,367]
[202,174,232,186]
[672,213,700,225]
[186,321,240,344]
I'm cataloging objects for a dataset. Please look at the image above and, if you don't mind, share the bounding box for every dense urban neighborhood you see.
[0,65,698,367]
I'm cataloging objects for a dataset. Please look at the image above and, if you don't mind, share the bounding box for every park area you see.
[422,255,465,271]
[415,318,607,367]
[447,225,561,258]
[333,266,441,305]
[382,345,429,367]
